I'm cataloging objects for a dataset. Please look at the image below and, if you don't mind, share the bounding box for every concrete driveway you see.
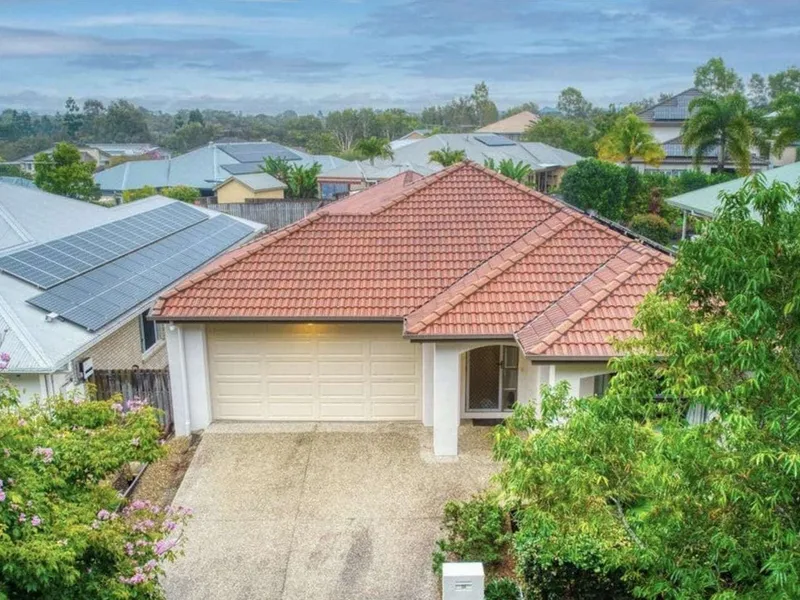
[164,422,496,600]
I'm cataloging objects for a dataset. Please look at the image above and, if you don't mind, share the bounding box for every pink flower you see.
[143,559,157,572]
[0,490,5,502]
[96,509,111,521]
[17,419,27,427]
[124,542,134,556]
[33,447,54,463]
[31,515,42,527]
[154,538,177,556]
[111,403,124,413]
[18,513,26,523]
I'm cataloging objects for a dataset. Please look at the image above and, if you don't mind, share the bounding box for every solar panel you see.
[474,134,516,147]
[220,163,264,176]
[0,203,207,289]
[28,216,253,332]
[218,143,301,163]
[653,105,690,120]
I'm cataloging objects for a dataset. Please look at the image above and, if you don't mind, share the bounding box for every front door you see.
[466,345,519,413]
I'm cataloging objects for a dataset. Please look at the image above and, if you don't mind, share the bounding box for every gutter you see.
[151,315,405,324]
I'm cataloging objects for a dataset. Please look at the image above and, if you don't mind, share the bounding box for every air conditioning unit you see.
[442,563,484,600]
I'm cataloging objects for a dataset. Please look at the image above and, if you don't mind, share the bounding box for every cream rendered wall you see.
[216,180,285,204]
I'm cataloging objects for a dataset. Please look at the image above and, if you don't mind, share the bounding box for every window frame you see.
[139,311,159,353]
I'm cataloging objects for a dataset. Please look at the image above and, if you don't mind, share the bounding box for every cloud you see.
[0,25,345,78]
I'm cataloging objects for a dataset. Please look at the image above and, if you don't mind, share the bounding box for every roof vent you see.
[45,312,59,322]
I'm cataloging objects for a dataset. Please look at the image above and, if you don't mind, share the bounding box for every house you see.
[635,89,769,174]
[94,141,351,201]
[0,182,263,403]
[214,173,287,204]
[476,110,540,141]
[667,161,800,220]
[321,133,582,196]
[151,162,671,456]
[8,143,165,175]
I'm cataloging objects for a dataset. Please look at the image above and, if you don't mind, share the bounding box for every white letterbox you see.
[442,562,484,600]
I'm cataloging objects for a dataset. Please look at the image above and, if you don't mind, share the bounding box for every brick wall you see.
[76,316,168,372]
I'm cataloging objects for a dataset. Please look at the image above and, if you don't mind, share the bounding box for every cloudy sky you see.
[1,0,799,115]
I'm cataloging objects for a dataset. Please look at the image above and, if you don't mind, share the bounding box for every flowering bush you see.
[0,359,191,599]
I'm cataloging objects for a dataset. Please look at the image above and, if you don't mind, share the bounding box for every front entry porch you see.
[422,341,611,457]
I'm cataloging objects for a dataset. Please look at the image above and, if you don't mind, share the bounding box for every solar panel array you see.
[220,163,264,176]
[653,105,691,121]
[0,203,206,289]
[474,134,516,147]
[218,142,301,163]
[28,215,253,332]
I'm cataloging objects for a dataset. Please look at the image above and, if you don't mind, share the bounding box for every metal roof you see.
[0,187,263,373]
[218,172,287,192]
[94,142,351,192]
[667,162,800,218]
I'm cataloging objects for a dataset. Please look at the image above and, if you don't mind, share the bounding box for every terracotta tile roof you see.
[153,161,672,358]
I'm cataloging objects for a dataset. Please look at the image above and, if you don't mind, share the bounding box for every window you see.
[139,312,158,352]
[593,372,614,396]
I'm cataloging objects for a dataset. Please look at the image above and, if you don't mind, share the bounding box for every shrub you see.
[160,185,200,203]
[122,185,157,203]
[0,361,191,599]
[485,577,521,600]
[629,213,673,245]
[560,159,630,221]
[432,494,509,575]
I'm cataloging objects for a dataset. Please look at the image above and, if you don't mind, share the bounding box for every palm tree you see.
[596,112,665,167]
[681,93,758,175]
[354,137,393,165]
[483,158,532,183]
[428,145,466,167]
[769,93,800,157]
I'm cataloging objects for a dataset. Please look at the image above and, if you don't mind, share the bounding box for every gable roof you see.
[0,186,263,373]
[477,111,540,134]
[215,172,287,192]
[94,142,350,192]
[153,162,671,359]
[637,88,703,123]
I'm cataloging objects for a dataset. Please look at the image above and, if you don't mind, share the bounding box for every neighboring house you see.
[635,89,769,174]
[0,183,262,403]
[8,143,165,175]
[152,162,671,456]
[94,142,351,200]
[214,173,287,204]
[667,161,800,220]
[0,177,36,189]
[476,110,540,141]
[325,133,581,196]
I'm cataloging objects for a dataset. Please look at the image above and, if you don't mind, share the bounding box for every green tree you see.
[325,109,361,151]
[768,93,800,156]
[483,158,532,183]
[596,112,666,167]
[502,102,540,118]
[682,92,759,174]
[33,142,100,201]
[428,145,466,167]
[63,97,82,141]
[354,136,394,165]
[160,185,200,203]
[559,159,631,221]
[556,87,593,119]
[694,57,744,97]
[471,81,499,127]
[767,66,800,101]
[522,116,596,156]
[494,175,800,599]
[94,100,151,143]
[162,122,219,154]
[187,109,204,125]
[0,363,191,599]
[747,73,769,108]
[262,157,320,198]
[122,185,157,203]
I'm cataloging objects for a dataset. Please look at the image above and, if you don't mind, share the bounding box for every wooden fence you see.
[199,199,327,230]
[93,369,173,433]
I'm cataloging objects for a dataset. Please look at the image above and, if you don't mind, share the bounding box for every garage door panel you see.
[318,361,364,376]
[266,361,313,376]
[268,402,315,419]
[214,361,261,376]
[209,323,421,422]
[371,360,416,376]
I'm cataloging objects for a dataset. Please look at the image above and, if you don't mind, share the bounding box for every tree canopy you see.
[494,175,800,598]
[428,146,466,167]
[354,137,393,165]
[33,143,100,201]
[596,112,665,166]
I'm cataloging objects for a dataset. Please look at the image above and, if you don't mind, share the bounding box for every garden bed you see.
[118,434,199,505]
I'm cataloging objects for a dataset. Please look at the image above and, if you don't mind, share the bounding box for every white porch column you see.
[433,343,461,457]
[166,323,211,436]
[422,343,435,427]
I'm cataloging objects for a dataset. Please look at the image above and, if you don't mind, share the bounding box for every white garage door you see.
[207,323,422,421]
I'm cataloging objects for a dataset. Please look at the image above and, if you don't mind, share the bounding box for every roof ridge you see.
[404,209,577,335]
[367,161,472,215]
[636,87,699,116]
[151,210,329,316]
[517,245,656,356]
